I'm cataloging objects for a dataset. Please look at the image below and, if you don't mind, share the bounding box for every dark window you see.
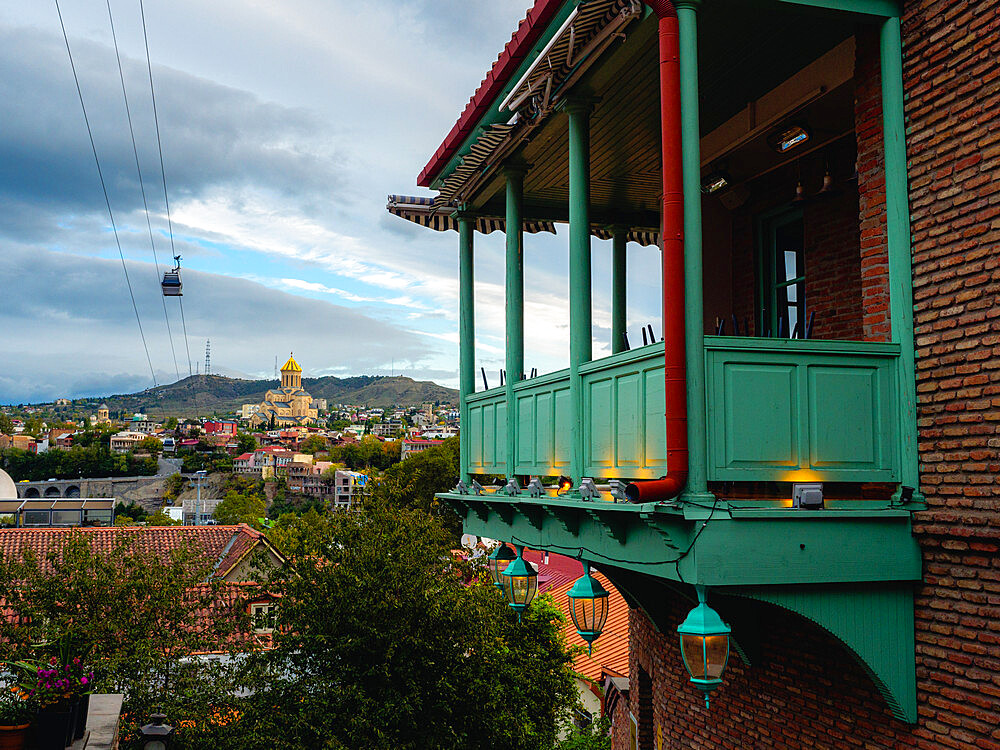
[760,210,805,337]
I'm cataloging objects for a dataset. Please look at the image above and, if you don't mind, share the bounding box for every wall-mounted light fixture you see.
[677,585,731,708]
[768,124,810,153]
[501,545,539,621]
[700,170,730,194]
[792,482,824,509]
[567,561,610,654]
[488,542,517,591]
[557,475,573,494]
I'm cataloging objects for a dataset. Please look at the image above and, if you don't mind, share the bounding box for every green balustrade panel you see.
[466,389,508,475]
[513,371,572,475]
[581,345,669,479]
[705,337,901,482]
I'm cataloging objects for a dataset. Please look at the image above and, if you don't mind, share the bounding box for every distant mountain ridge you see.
[72,374,457,419]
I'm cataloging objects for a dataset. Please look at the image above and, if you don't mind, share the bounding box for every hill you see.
[69,374,457,419]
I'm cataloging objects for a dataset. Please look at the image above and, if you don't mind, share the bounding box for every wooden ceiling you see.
[466,0,859,224]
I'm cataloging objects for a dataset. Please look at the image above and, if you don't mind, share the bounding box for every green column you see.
[880,17,921,502]
[458,214,475,482]
[567,99,594,485]
[612,227,627,355]
[676,1,712,501]
[503,166,526,481]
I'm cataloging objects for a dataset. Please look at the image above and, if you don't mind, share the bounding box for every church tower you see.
[280,354,303,390]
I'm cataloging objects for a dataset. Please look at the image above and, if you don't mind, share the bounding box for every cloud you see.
[0,245,443,403]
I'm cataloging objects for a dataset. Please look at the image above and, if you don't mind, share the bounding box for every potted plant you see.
[0,686,34,750]
[11,659,75,750]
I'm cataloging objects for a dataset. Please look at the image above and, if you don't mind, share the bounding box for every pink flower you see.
[80,677,88,685]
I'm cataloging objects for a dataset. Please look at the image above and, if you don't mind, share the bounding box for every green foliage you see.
[328,418,350,430]
[214,489,266,528]
[266,492,326,520]
[147,509,182,526]
[365,436,460,536]
[0,413,14,435]
[0,445,157,481]
[163,416,179,430]
[328,435,400,471]
[236,432,257,454]
[0,532,246,697]
[298,434,327,454]
[180,448,232,473]
[244,500,578,750]
[164,473,186,501]
[554,717,612,750]
[136,436,163,456]
[114,501,148,522]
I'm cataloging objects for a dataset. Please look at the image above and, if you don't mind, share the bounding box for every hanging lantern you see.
[500,545,538,620]
[677,585,731,708]
[488,542,517,591]
[566,561,610,654]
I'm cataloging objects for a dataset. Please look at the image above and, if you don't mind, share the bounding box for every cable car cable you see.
[139,0,191,376]
[105,0,180,382]
[54,0,157,388]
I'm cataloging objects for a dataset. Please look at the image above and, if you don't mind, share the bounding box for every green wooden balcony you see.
[466,336,902,486]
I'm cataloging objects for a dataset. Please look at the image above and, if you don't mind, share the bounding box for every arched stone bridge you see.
[16,475,164,501]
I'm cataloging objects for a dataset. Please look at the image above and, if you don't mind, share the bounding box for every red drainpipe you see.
[626,0,688,502]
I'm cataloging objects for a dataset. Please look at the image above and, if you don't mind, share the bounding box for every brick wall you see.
[905,0,1000,746]
[615,1,1000,747]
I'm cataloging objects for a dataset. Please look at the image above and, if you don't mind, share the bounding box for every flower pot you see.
[66,699,79,746]
[34,704,72,750]
[73,694,89,740]
[0,724,30,750]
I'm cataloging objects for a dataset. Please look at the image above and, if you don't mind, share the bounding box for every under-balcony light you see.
[768,124,810,154]
[701,171,730,194]
[792,482,823,509]
[488,542,517,591]
[567,561,610,654]
[501,545,539,621]
[557,475,573,494]
[677,585,731,708]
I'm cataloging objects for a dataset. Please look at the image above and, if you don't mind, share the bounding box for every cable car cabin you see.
[161,269,182,296]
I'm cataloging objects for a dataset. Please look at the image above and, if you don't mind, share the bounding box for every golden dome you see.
[280,353,302,373]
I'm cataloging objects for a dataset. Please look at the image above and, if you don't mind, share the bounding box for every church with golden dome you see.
[250,354,319,428]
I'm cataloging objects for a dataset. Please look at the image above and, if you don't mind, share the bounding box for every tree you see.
[147,509,182,526]
[298,434,327,454]
[213,489,266,528]
[137,436,163,457]
[365,437,460,534]
[163,417,179,430]
[0,413,13,435]
[164,473,186,502]
[236,432,257,454]
[114,501,148,523]
[243,501,578,750]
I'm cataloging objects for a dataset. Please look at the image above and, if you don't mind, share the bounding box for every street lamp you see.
[139,713,174,750]
[566,561,609,654]
[500,545,538,621]
[677,585,731,708]
[488,542,517,591]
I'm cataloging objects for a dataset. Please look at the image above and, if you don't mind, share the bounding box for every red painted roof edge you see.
[416,0,564,187]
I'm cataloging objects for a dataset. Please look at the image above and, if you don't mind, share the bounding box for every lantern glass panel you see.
[680,633,707,679]
[508,573,537,606]
[704,635,729,679]
[571,595,608,632]
[490,558,504,587]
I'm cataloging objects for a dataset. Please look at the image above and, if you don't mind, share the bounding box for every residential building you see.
[129,414,159,433]
[109,431,148,453]
[332,470,367,510]
[395,1,995,747]
[0,434,36,452]
[0,498,116,528]
[204,420,238,436]
[373,420,403,438]
[250,354,319,428]
[400,438,443,460]
[233,446,296,478]
[240,403,262,421]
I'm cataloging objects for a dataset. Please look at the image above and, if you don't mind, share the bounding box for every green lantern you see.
[500,545,538,620]
[488,542,517,591]
[567,561,610,654]
[677,585,731,708]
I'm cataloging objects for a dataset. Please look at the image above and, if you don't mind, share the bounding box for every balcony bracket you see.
[514,501,545,531]
[483,501,513,526]
[546,505,580,535]
[584,507,629,545]
[639,511,678,549]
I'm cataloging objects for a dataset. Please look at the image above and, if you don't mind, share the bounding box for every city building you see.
[394,1,995,747]
[400,438,444,460]
[109,431,148,453]
[96,404,110,424]
[373,420,403,438]
[250,354,319,428]
[233,446,297,478]
[331,470,367,510]
[240,404,262,421]
[204,420,238,436]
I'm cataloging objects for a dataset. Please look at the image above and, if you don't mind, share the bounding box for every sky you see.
[0,0,663,404]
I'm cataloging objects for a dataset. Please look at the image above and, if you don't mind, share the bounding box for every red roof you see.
[549,570,630,682]
[417,0,563,187]
[235,452,253,461]
[0,524,276,582]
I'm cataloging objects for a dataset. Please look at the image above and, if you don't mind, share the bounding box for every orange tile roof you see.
[0,524,274,582]
[547,570,630,684]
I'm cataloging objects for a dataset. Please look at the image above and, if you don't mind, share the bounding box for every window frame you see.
[756,206,806,338]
